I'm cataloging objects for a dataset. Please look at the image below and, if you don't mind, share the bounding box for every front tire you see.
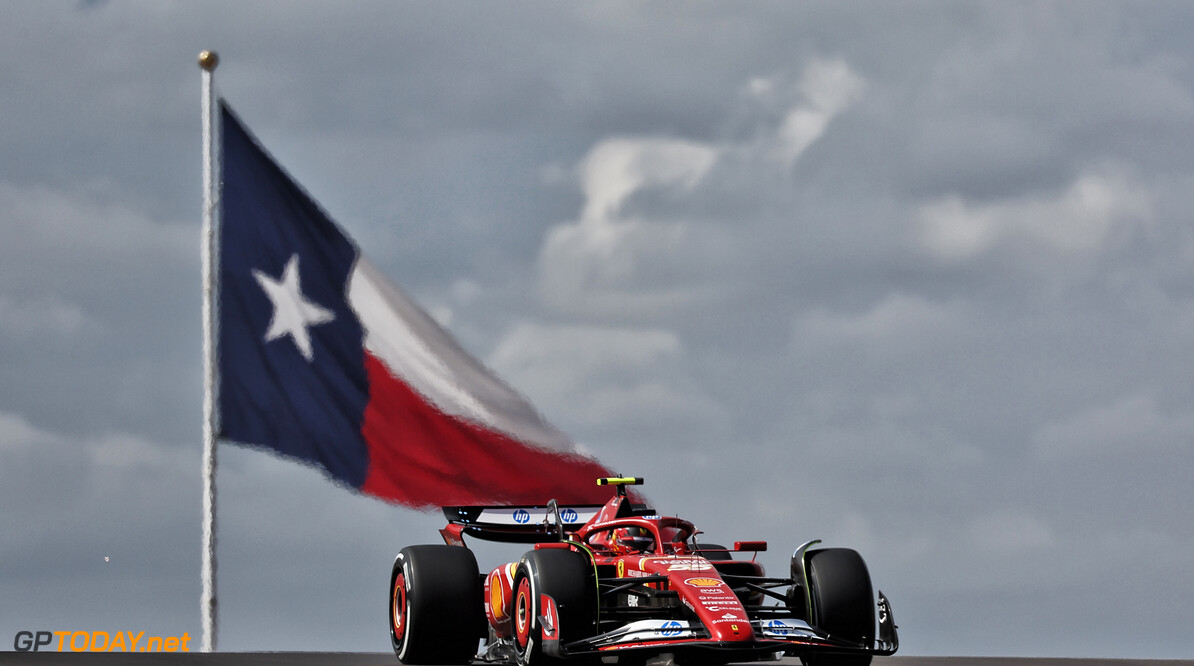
[511,549,597,666]
[800,548,875,666]
[390,544,483,664]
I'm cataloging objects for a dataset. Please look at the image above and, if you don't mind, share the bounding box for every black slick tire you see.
[511,548,597,666]
[390,544,483,664]
[801,548,875,666]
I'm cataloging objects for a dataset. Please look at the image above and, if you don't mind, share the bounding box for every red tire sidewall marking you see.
[392,572,406,638]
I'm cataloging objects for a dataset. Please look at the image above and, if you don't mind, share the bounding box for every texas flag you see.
[217,101,612,507]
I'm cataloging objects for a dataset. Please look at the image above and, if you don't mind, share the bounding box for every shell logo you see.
[684,577,723,587]
[490,582,506,619]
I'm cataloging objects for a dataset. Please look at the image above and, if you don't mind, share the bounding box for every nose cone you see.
[678,576,754,642]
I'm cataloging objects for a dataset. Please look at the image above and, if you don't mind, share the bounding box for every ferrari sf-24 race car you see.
[389,477,898,666]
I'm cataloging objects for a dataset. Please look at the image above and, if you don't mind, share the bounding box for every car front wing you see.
[558,592,898,661]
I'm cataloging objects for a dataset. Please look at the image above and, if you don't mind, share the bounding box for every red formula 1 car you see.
[388,477,897,666]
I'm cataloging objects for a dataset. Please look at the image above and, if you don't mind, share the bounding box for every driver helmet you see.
[614,526,654,553]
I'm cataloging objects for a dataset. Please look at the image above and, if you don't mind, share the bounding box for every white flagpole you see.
[198,49,220,653]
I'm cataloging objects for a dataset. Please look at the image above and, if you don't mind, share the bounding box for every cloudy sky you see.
[3,1,1194,658]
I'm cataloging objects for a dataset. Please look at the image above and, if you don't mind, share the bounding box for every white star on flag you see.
[252,254,335,361]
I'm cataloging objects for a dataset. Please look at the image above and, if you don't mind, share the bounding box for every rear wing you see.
[440,503,603,545]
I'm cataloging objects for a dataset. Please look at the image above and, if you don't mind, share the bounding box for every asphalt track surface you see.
[2,656,1193,666]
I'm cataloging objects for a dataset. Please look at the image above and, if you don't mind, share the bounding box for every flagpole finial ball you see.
[198,50,220,71]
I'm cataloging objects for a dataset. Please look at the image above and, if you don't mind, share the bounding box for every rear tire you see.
[390,545,484,664]
[512,549,597,666]
[800,548,875,666]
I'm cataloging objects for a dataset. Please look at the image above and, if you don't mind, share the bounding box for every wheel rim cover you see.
[514,577,532,648]
[392,573,406,638]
